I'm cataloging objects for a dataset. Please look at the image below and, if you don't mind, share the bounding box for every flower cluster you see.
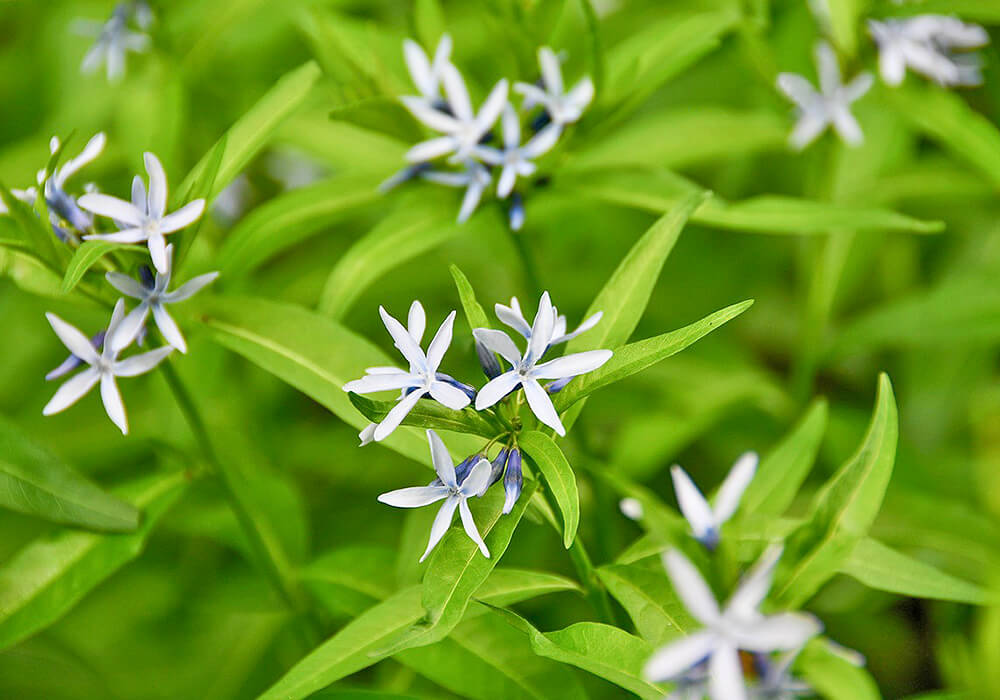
[23,135,218,434]
[384,36,594,230]
[344,292,612,560]
[625,454,864,699]
[75,1,154,82]
[777,15,988,149]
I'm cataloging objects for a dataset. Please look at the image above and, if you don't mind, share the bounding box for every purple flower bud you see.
[138,265,155,289]
[508,192,525,231]
[453,455,478,486]
[546,375,574,394]
[487,448,508,489]
[503,448,523,514]
[475,338,503,379]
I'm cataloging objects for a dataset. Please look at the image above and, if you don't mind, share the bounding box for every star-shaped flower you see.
[869,15,988,87]
[79,152,206,274]
[403,34,453,105]
[43,299,173,434]
[343,302,471,441]
[106,244,218,354]
[422,160,492,222]
[473,291,612,436]
[514,47,594,127]
[474,105,560,198]
[776,42,873,150]
[644,547,822,700]
[671,452,758,549]
[76,3,151,82]
[378,429,492,562]
[402,63,508,163]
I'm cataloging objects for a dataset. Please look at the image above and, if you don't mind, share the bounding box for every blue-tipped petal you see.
[435,372,477,401]
[453,455,478,486]
[487,448,508,489]
[502,448,523,514]
[546,375,574,394]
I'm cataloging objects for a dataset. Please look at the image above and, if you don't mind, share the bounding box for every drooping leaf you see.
[518,431,580,548]
[199,295,481,467]
[492,608,665,700]
[553,299,754,412]
[741,399,828,518]
[775,374,898,606]
[841,538,996,605]
[0,415,139,532]
[217,174,381,276]
[61,241,132,293]
[0,470,188,651]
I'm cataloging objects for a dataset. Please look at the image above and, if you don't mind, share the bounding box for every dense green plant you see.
[2,1,1000,698]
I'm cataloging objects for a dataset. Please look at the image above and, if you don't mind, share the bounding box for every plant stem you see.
[507,226,541,298]
[567,536,617,625]
[160,361,322,643]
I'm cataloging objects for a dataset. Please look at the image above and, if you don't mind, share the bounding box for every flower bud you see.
[475,338,503,379]
[503,448,523,514]
[488,448,509,489]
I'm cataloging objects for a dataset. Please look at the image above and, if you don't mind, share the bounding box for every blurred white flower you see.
[474,104,560,198]
[619,497,644,521]
[671,452,758,548]
[378,429,492,561]
[42,132,106,234]
[515,47,594,127]
[76,3,150,82]
[403,34,453,105]
[422,160,492,222]
[80,152,206,274]
[402,64,508,163]
[43,299,173,434]
[106,244,218,354]
[869,15,988,86]
[343,301,471,441]
[474,291,611,436]
[644,547,822,700]
[776,42,873,149]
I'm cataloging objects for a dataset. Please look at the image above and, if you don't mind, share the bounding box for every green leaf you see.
[177,61,322,201]
[741,399,828,518]
[492,609,664,700]
[797,639,881,700]
[61,241,131,293]
[172,135,227,267]
[597,563,695,644]
[0,470,188,651]
[577,0,604,98]
[889,84,1000,188]
[218,174,380,277]
[827,0,869,57]
[472,567,581,606]
[841,538,996,605]
[775,374,898,606]
[318,194,484,319]
[413,0,447,50]
[301,546,398,617]
[0,415,138,532]
[0,182,57,266]
[559,191,704,430]
[552,299,754,412]
[348,393,502,439]
[330,98,423,143]
[449,263,492,331]
[200,295,481,467]
[518,431,580,548]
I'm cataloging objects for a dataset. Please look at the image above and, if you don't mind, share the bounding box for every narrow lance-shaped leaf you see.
[491,607,666,700]
[841,537,997,605]
[552,299,754,412]
[0,415,139,532]
[0,182,58,266]
[348,392,503,439]
[775,373,898,606]
[0,470,188,651]
[61,241,131,293]
[740,399,828,518]
[450,264,492,331]
[518,431,579,548]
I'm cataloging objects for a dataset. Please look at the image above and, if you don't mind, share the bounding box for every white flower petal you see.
[707,643,747,700]
[441,63,473,121]
[407,137,458,163]
[106,271,146,299]
[163,272,219,303]
[77,193,143,226]
[407,300,426,345]
[378,484,451,508]
[526,291,555,363]
[400,96,461,133]
[429,381,471,410]
[475,79,509,134]
[113,346,173,377]
[46,313,100,364]
[43,367,100,416]
[427,429,457,488]
[814,41,841,95]
[531,349,612,380]
[788,113,828,151]
[83,228,148,244]
[58,132,106,184]
[459,498,490,557]
[403,39,434,96]
[457,177,486,222]
[643,630,717,682]
[425,310,455,372]
[373,388,425,441]
[474,370,522,410]
[420,496,459,562]
[831,106,864,146]
[566,77,595,114]
[842,72,873,103]
[100,373,128,434]
[775,73,818,108]
[497,165,517,199]
[522,377,565,435]
[131,174,147,212]
[663,549,721,625]
[494,302,532,339]
[459,457,492,497]
[159,199,205,233]
[712,451,757,525]
[144,152,168,219]
[538,47,564,95]
[729,613,822,652]
[522,123,562,159]
[557,310,602,344]
[670,466,716,540]
[380,306,427,372]
[148,233,169,274]
[725,545,781,619]
[152,303,187,353]
[501,103,520,150]
[343,373,418,394]
[111,303,150,353]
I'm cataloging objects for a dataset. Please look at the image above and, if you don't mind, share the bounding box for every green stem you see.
[507,227,541,298]
[160,361,322,642]
[567,536,617,625]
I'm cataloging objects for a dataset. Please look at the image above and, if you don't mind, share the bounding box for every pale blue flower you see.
[514,47,594,127]
[671,452,758,549]
[76,3,151,82]
[869,15,988,87]
[474,104,560,198]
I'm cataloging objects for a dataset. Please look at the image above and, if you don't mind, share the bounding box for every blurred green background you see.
[2,0,1000,697]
